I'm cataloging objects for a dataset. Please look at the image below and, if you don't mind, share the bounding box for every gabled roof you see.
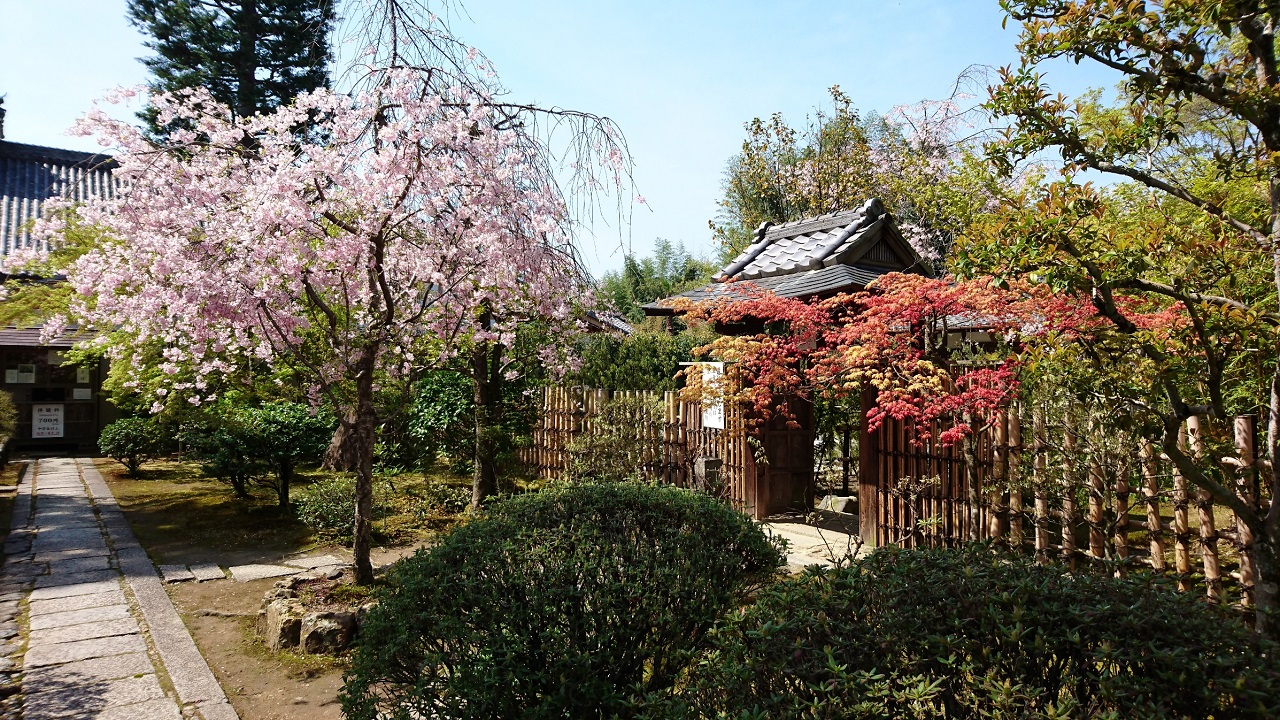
[0,140,117,255]
[645,199,933,315]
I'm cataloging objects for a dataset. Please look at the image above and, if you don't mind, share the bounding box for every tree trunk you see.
[321,409,361,471]
[471,334,503,510]
[352,350,378,586]
[234,0,259,119]
[277,460,292,509]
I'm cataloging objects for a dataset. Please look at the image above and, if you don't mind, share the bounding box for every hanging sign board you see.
[700,362,725,430]
[76,367,91,384]
[32,404,64,439]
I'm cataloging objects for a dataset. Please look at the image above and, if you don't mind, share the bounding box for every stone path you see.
[0,458,238,719]
[764,512,867,569]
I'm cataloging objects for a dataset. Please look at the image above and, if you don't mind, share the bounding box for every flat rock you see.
[29,617,139,645]
[228,564,299,582]
[23,651,153,693]
[283,554,345,570]
[188,564,226,582]
[29,577,121,601]
[29,588,128,616]
[24,632,146,667]
[51,556,113,574]
[29,604,132,631]
[24,673,165,720]
[34,568,118,590]
[158,565,195,583]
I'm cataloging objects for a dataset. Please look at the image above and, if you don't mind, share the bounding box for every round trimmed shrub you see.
[341,482,785,720]
[648,545,1280,719]
[295,475,360,540]
[98,417,164,476]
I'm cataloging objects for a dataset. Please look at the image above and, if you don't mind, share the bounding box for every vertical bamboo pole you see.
[964,412,981,542]
[1173,424,1193,591]
[1187,416,1224,602]
[1033,404,1049,564]
[1234,415,1257,607]
[1140,441,1166,572]
[1009,407,1024,550]
[1087,419,1107,561]
[1061,419,1080,569]
[1113,442,1131,576]
[990,410,1008,540]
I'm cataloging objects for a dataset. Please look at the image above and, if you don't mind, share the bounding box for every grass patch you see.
[238,616,347,679]
[0,460,25,540]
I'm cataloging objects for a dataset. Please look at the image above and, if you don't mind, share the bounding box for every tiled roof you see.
[648,264,891,310]
[0,327,79,348]
[0,141,117,255]
[645,199,933,315]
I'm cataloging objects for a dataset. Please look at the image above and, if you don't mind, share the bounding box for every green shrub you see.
[296,475,361,541]
[648,544,1280,720]
[412,479,470,519]
[98,417,164,476]
[341,482,786,720]
[182,401,332,506]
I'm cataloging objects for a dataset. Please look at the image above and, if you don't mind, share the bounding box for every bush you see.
[296,475,363,541]
[649,545,1280,720]
[98,417,164,476]
[341,482,786,720]
[182,401,332,506]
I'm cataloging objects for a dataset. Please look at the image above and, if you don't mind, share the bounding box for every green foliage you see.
[598,239,716,322]
[295,474,362,541]
[182,401,332,504]
[406,370,475,471]
[99,417,164,476]
[341,482,786,720]
[568,395,664,482]
[0,208,112,328]
[127,0,335,135]
[651,545,1280,719]
[0,391,16,441]
[568,324,714,392]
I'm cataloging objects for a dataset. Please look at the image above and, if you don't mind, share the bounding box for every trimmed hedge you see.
[98,417,163,476]
[647,544,1280,719]
[341,482,785,720]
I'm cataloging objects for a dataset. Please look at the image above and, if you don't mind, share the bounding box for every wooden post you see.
[1062,418,1079,570]
[963,411,982,542]
[990,410,1008,539]
[1172,424,1193,591]
[1087,420,1107,561]
[1033,405,1049,564]
[1113,440,1131,576]
[1140,441,1166,572]
[1008,407,1024,549]
[1234,415,1258,607]
[1187,416,1224,602]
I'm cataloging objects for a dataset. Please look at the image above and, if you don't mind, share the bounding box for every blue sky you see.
[0,1,1117,277]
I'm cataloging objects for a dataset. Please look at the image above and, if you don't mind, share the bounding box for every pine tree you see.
[127,0,335,133]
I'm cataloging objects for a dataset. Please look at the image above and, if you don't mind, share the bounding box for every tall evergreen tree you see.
[127,0,335,132]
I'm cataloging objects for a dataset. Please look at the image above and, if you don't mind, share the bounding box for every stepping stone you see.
[29,604,132,631]
[24,633,146,667]
[30,577,121,601]
[283,554,345,570]
[158,565,195,583]
[29,589,128,617]
[188,564,226,582]
[23,652,153,694]
[24,673,166,720]
[29,616,139,645]
[227,564,299,582]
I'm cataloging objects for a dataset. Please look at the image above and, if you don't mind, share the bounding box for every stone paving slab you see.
[28,604,132,631]
[91,697,184,720]
[36,547,112,563]
[50,555,114,574]
[29,577,121,602]
[29,588,128,616]
[29,616,139,645]
[158,564,195,583]
[34,568,119,589]
[283,554,346,569]
[188,563,226,582]
[24,632,147,667]
[25,673,166,720]
[23,651,154,692]
[228,563,300,581]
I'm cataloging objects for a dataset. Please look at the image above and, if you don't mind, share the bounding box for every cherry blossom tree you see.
[41,71,585,584]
